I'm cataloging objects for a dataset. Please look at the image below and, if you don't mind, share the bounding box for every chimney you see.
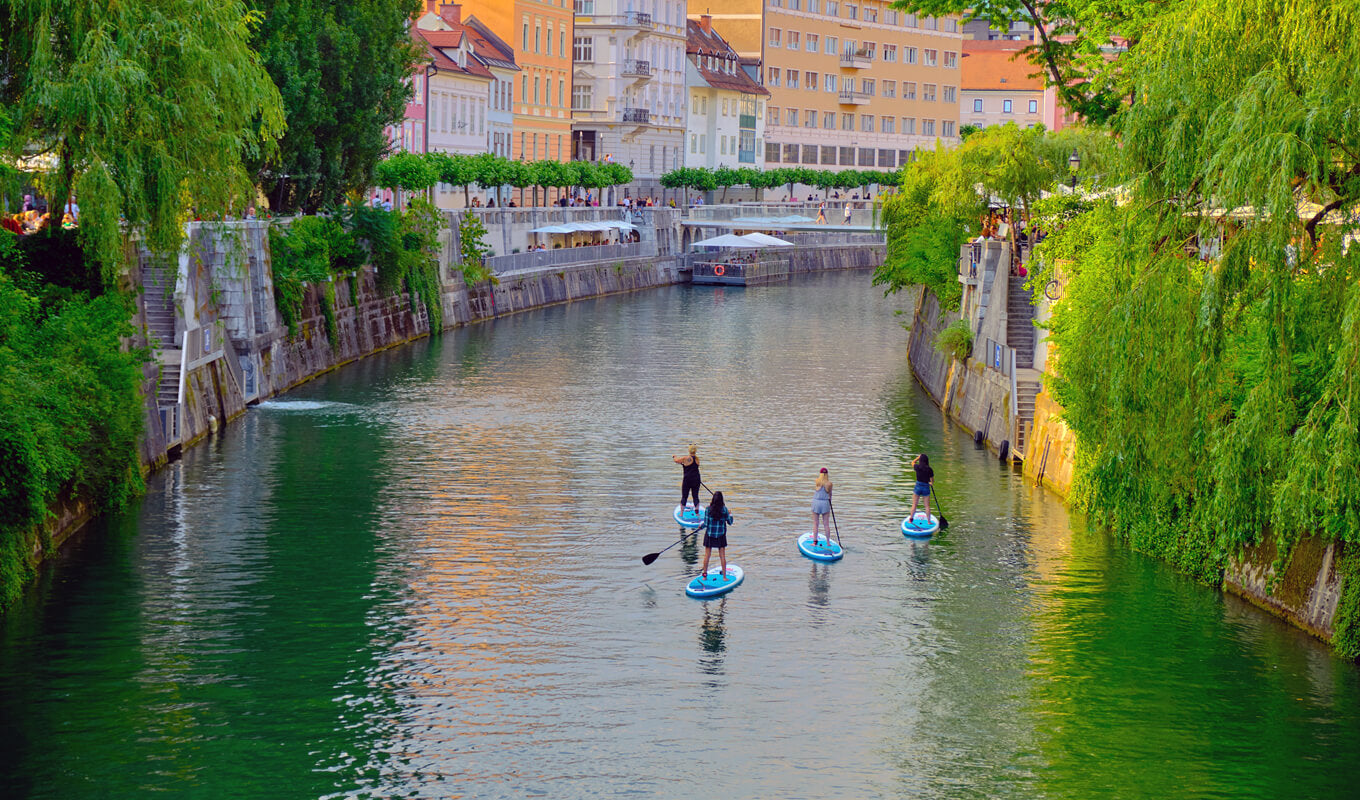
[439,2,462,26]
[700,14,712,33]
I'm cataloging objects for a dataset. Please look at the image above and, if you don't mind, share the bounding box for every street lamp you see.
[1068,148,1081,190]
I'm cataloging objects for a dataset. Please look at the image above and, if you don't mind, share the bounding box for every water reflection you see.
[698,597,728,677]
[807,561,831,617]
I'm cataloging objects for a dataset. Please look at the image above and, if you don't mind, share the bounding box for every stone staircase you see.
[1015,378,1041,454]
[142,270,182,409]
[1007,274,1036,369]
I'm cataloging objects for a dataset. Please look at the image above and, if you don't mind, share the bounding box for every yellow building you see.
[692,0,963,172]
[458,0,575,161]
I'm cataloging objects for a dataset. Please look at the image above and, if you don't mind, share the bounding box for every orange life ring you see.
[714,264,726,276]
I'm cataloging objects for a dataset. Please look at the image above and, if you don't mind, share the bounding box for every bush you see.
[934,318,974,361]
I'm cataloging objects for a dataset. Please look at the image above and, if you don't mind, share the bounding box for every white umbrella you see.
[739,232,794,247]
[690,233,763,249]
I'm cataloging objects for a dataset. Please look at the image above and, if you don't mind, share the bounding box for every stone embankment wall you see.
[906,284,1351,650]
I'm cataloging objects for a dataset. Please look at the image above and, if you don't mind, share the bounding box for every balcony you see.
[839,49,872,69]
[622,59,651,79]
[738,114,756,129]
[621,107,651,124]
[738,149,756,164]
[837,89,870,105]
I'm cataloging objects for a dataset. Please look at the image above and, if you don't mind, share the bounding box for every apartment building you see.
[961,40,1071,132]
[571,0,688,193]
[759,0,964,170]
[464,16,521,161]
[459,0,574,161]
[685,16,768,170]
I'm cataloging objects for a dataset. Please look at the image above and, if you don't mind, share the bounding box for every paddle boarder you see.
[673,444,702,512]
[810,468,833,546]
[701,491,733,578]
[906,453,934,523]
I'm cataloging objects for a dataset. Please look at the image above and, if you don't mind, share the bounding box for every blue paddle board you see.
[685,564,744,598]
[674,504,707,529]
[901,512,940,538]
[797,531,843,562]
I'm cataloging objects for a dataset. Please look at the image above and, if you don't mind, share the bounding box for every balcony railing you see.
[839,49,872,68]
[837,89,870,104]
[622,107,651,124]
[622,59,651,77]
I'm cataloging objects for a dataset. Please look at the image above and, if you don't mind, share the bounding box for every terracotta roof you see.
[686,20,769,96]
[412,27,493,79]
[464,15,519,71]
[962,42,1043,92]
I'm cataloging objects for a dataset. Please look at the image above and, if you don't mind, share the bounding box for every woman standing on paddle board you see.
[906,453,934,522]
[701,491,733,578]
[810,468,833,546]
[673,444,702,511]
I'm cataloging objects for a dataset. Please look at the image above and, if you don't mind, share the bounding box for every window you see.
[905,47,917,65]
[821,145,836,164]
[546,24,552,56]
[558,80,564,108]
[824,74,837,92]
[789,0,800,9]
[766,142,781,163]
[520,75,527,105]
[787,108,799,126]
[534,76,540,104]
[973,98,983,113]
[788,31,800,49]
[769,28,782,47]
[561,29,566,57]
[904,13,917,27]
[883,80,896,98]
[572,84,592,110]
[885,9,898,24]
[804,112,817,128]
[807,33,819,52]
[883,45,897,62]
[825,36,838,55]
[1003,100,1013,113]
[943,86,956,103]
[721,98,728,116]
[841,112,853,130]
[942,121,956,137]
[767,106,779,125]
[808,0,820,11]
[787,69,799,89]
[700,135,706,153]
[882,116,896,133]
[823,111,835,128]
[839,146,854,165]
[1029,99,1038,113]
[862,79,875,96]
[768,68,780,87]
[923,16,938,30]
[924,49,938,66]
[924,84,936,102]
[826,1,838,16]
[944,51,958,68]
[845,4,857,20]
[922,119,936,136]
[522,22,529,50]
[720,136,726,155]
[573,36,593,62]
[864,6,876,22]
[806,71,817,89]
[902,117,915,134]
[784,143,799,163]
[903,82,916,100]
[535,24,541,53]
[944,18,958,32]
[862,42,876,59]
[574,0,593,10]
[861,115,874,132]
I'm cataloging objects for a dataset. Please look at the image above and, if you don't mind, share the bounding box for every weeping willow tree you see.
[0,0,286,277]
[1038,0,1360,641]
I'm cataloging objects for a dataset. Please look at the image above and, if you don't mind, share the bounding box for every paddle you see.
[933,489,949,531]
[642,534,690,565]
[828,500,843,549]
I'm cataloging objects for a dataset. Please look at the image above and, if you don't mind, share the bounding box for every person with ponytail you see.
[673,444,702,512]
[810,468,833,547]
[701,491,734,578]
[906,453,934,522]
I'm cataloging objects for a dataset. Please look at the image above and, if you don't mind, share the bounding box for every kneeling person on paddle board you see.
[701,491,734,578]
[673,444,702,511]
[906,453,934,522]
[811,468,833,546]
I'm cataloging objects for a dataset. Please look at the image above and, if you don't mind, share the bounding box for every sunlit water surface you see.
[3,273,1359,799]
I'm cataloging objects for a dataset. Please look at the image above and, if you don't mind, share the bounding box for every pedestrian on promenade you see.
[673,444,702,512]
[701,491,733,578]
[810,468,833,546]
[816,202,827,224]
[843,203,852,225]
[906,453,934,522]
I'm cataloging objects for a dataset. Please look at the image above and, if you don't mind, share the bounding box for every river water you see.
[3,272,1359,798]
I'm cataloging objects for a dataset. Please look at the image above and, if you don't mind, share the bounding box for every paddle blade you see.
[641,552,661,565]
[938,515,949,530]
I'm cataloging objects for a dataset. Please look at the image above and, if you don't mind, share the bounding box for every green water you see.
[2,272,1358,798]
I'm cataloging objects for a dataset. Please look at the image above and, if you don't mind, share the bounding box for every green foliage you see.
[1035,0,1360,602]
[456,211,494,287]
[268,215,346,341]
[398,199,444,329]
[0,0,285,276]
[0,266,146,611]
[249,0,422,212]
[934,318,975,361]
[374,152,437,192]
[1333,547,1360,660]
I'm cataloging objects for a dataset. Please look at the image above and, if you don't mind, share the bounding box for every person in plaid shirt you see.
[701,491,734,579]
